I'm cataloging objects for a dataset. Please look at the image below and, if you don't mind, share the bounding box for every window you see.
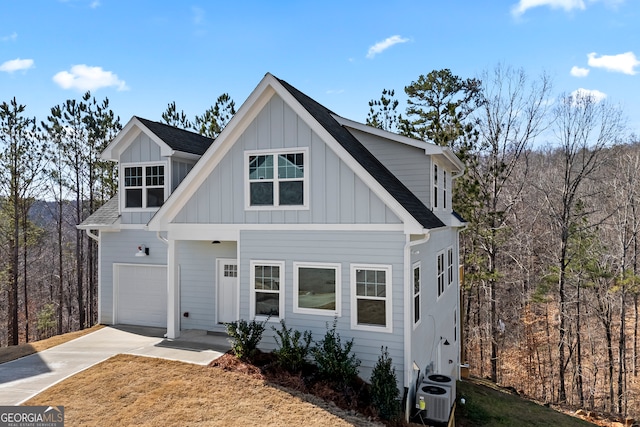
[433,164,438,209]
[351,264,392,332]
[443,170,447,209]
[413,262,421,325]
[247,150,307,208]
[250,261,284,319]
[224,264,237,278]
[447,248,454,287]
[294,262,341,316]
[437,252,445,298]
[123,164,165,209]
[454,309,458,342]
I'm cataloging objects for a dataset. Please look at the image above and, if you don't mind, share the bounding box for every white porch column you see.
[166,239,180,339]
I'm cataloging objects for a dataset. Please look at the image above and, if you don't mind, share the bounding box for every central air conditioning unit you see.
[423,373,456,408]
[415,384,451,423]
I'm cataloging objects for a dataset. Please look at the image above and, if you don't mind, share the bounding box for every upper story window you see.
[123,163,166,209]
[433,164,439,209]
[413,262,421,325]
[437,252,445,298]
[246,149,308,209]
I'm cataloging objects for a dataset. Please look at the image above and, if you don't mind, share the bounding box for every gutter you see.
[403,232,430,421]
[85,229,99,242]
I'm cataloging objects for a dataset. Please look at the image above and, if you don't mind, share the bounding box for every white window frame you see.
[350,264,393,333]
[447,247,454,287]
[293,262,341,317]
[120,161,168,211]
[437,251,445,298]
[244,148,309,210]
[250,260,285,322]
[443,170,448,209]
[413,261,421,327]
[433,163,439,210]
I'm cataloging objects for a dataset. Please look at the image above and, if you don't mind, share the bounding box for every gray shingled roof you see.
[78,196,120,228]
[277,77,445,230]
[135,117,214,156]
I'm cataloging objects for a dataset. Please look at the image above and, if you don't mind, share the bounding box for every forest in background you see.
[0,65,638,418]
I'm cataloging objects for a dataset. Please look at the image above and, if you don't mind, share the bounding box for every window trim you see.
[120,161,168,211]
[293,262,341,317]
[433,163,439,210]
[250,260,285,322]
[447,247,454,287]
[244,148,309,210]
[437,251,445,298]
[350,263,393,333]
[413,261,421,327]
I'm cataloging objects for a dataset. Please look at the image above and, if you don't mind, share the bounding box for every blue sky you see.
[1,0,639,138]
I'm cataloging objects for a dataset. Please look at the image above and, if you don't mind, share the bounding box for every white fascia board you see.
[101,116,175,160]
[147,74,278,231]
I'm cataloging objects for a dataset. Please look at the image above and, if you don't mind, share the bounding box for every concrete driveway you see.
[0,326,229,405]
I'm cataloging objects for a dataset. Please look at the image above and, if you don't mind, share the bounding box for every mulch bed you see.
[210,351,380,421]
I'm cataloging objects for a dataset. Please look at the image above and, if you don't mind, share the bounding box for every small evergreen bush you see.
[272,320,312,372]
[370,346,400,420]
[225,318,268,360]
[311,318,360,386]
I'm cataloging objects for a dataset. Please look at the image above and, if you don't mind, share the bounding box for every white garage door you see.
[115,264,167,328]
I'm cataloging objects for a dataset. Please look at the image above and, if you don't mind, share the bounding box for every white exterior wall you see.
[176,240,236,330]
[238,229,406,385]
[410,227,460,379]
[99,229,168,324]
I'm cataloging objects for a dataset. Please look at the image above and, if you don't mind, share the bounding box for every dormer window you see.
[245,149,308,209]
[123,163,166,209]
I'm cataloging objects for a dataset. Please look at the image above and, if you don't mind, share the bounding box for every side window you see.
[447,248,454,287]
[433,164,439,209]
[437,252,445,298]
[413,262,421,325]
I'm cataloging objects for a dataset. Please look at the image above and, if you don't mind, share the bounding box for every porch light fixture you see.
[135,245,149,257]
[211,240,221,244]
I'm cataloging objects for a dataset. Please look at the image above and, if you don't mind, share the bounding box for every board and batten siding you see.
[171,94,402,226]
[120,132,163,163]
[350,128,432,209]
[99,229,168,324]
[176,240,236,330]
[238,229,407,383]
[171,159,196,192]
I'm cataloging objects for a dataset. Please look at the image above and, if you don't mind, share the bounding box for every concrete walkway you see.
[0,326,230,405]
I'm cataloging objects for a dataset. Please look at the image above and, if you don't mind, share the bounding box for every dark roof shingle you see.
[135,117,214,156]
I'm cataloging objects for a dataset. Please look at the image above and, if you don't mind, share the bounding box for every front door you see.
[217,259,238,323]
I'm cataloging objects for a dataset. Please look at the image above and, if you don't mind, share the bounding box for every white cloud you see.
[0,58,34,73]
[571,88,607,102]
[570,66,590,77]
[1,32,17,42]
[366,35,409,59]
[53,65,129,91]
[89,0,100,8]
[587,51,639,75]
[512,0,585,16]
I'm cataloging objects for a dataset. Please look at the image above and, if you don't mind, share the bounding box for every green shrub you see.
[272,320,312,372]
[311,318,360,386]
[225,318,268,360]
[370,346,400,420]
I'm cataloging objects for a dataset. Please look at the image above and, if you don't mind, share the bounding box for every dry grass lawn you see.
[25,354,383,427]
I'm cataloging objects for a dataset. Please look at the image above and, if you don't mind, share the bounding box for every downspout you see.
[403,231,431,421]
[85,229,99,242]
[156,231,168,245]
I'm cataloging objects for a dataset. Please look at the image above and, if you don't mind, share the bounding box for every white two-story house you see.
[79,73,466,419]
